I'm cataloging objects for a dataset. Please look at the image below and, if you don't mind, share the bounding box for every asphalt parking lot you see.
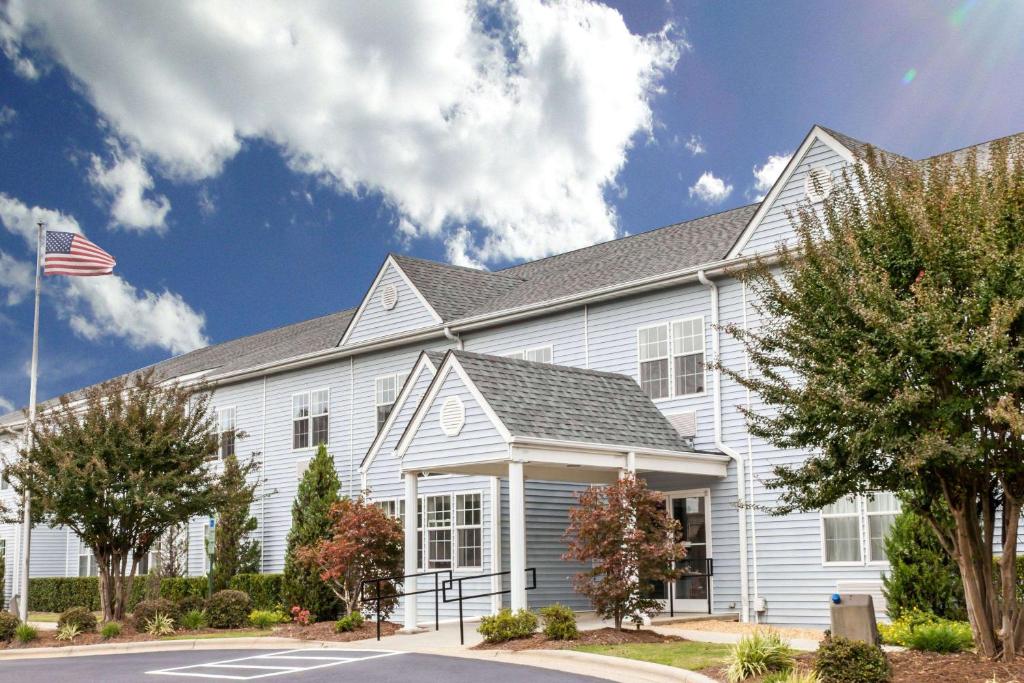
[0,648,609,682]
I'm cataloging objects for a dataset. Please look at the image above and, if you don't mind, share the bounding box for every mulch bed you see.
[473,627,685,651]
[703,650,1024,683]
[274,620,400,642]
[0,624,258,650]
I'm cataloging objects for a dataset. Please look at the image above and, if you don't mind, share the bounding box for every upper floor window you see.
[217,407,236,459]
[821,493,900,565]
[637,317,706,400]
[293,389,329,450]
[375,373,406,432]
[506,345,553,364]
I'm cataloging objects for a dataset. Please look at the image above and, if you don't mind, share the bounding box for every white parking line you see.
[146,649,404,680]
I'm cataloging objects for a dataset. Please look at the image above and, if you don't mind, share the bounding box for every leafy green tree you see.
[281,443,341,620]
[8,369,221,621]
[727,137,1024,659]
[210,452,263,591]
[882,507,965,621]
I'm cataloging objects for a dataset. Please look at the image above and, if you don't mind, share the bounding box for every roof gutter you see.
[698,269,751,623]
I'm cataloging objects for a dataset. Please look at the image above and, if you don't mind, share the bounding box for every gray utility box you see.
[829,594,879,644]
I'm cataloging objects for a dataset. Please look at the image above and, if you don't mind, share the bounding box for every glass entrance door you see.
[651,489,712,613]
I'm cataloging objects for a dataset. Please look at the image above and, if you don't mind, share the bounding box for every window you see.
[821,494,901,565]
[375,374,406,432]
[672,318,705,395]
[79,540,98,577]
[638,318,706,400]
[1,467,8,490]
[456,493,483,568]
[374,491,482,570]
[293,389,329,449]
[506,345,553,364]
[638,325,670,399]
[866,492,900,563]
[217,407,236,458]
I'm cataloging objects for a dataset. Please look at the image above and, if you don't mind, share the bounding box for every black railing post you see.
[706,558,713,615]
[434,572,440,632]
[457,579,464,645]
[376,578,382,641]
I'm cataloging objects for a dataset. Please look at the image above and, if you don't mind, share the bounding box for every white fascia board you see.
[393,353,513,462]
[726,125,858,259]
[507,435,730,462]
[338,254,444,347]
[359,351,439,472]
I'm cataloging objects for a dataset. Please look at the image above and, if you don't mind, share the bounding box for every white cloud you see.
[0,251,33,305]
[684,134,705,155]
[89,141,171,232]
[751,152,792,200]
[0,395,13,412]
[688,171,732,204]
[1,1,681,265]
[0,195,208,354]
[197,187,216,218]
[0,105,15,126]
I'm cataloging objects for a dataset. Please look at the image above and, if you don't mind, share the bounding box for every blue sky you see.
[0,0,1021,410]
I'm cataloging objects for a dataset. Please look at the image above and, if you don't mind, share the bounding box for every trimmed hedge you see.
[229,573,283,610]
[28,575,208,613]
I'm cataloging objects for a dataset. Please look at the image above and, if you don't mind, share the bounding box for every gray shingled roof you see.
[451,350,694,453]
[390,254,524,320]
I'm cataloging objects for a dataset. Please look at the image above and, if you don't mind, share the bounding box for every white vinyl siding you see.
[292,389,329,450]
[821,493,901,566]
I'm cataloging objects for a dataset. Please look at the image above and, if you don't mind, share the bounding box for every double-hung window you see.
[821,493,901,565]
[456,493,483,568]
[375,374,406,432]
[79,540,98,577]
[638,318,705,400]
[293,389,329,449]
[506,345,553,363]
[425,494,453,569]
[217,407,236,458]
[375,492,482,570]
[638,325,670,399]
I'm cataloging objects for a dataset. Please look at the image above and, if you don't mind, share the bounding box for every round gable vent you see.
[380,283,398,311]
[439,396,465,437]
[804,166,834,202]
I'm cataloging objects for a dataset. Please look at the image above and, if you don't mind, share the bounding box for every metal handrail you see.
[667,557,714,617]
[441,568,538,644]
[359,568,453,641]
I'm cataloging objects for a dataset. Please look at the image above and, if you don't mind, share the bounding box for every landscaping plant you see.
[100,621,121,639]
[477,608,538,643]
[0,610,19,642]
[6,370,224,621]
[249,609,280,630]
[14,623,38,643]
[295,495,404,618]
[144,613,176,636]
[725,629,795,683]
[904,620,974,653]
[282,443,342,621]
[290,605,312,626]
[210,452,263,591]
[229,573,283,610]
[133,598,178,629]
[206,589,252,628]
[55,623,82,642]
[179,609,207,630]
[58,606,97,633]
[882,508,966,621]
[563,473,684,629]
[540,603,578,640]
[764,670,818,683]
[334,611,364,633]
[726,136,1024,660]
[813,636,891,683]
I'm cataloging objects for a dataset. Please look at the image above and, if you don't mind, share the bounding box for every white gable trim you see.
[394,353,513,462]
[726,125,857,259]
[339,255,444,346]
[359,351,441,473]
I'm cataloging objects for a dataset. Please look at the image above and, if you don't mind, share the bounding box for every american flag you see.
[44,230,116,276]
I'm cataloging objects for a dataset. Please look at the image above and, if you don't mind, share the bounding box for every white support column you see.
[489,476,503,614]
[508,461,527,612]
[402,471,420,632]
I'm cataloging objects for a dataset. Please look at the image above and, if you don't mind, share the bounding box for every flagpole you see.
[18,221,43,621]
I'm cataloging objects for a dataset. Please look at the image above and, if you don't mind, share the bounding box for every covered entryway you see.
[651,488,713,614]
[393,349,730,626]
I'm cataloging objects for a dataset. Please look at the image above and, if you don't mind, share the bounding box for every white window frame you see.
[79,540,98,577]
[819,493,901,567]
[373,490,484,571]
[292,388,330,451]
[374,373,406,433]
[637,317,707,401]
[216,406,236,459]
[505,345,554,364]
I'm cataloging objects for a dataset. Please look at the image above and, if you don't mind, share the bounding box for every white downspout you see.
[443,326,463,350]
[698,270,750,623]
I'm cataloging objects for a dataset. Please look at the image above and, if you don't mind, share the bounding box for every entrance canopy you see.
[394,350,729,483]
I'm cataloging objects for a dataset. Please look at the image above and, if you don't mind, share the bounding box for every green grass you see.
[161,630,272,641]
[573,641,733,672]
[28,611,104,623]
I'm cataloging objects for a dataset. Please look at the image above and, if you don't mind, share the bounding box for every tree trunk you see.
[999,494,1021,661]
[951,501,1001,658]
